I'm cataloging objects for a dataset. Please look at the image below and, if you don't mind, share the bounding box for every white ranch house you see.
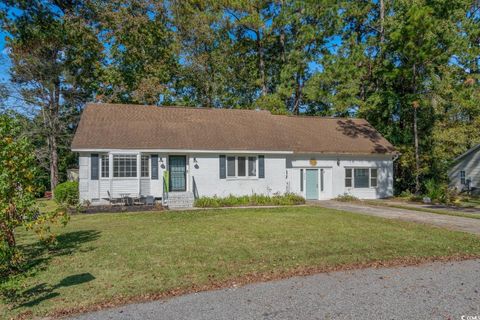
[71,103,397,208]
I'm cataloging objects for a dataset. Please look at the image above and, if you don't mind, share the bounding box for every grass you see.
[3,206,480,319]
[364,200,480,220]
[36,199,59,213]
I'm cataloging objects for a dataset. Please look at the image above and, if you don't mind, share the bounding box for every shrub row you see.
[194,193,305,208]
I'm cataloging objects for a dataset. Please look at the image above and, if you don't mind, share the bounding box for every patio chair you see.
[133,195,145,206]
[107,191,123,206]
[145,196,155,206]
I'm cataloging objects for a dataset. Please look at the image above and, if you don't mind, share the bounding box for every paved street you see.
[71,259,480,320]
[313,200,480,235]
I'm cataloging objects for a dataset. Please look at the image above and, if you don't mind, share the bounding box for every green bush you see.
[54,181,79,206]
[334,193,359,202]
[424,179,442,201]
[194,193,305,208]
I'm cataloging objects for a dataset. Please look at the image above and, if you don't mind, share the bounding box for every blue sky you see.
[0,30,11,83]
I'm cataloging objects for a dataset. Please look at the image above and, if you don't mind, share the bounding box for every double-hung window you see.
[113,155,137,178]
[227,156,236,177]
[248,157,256,176]
[141,155,149,178]
[345,168,378,188]
[460,171,466,185]
[226,156,257,178]
[101,155,109,178]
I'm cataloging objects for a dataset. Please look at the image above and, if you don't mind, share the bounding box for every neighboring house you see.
[449,144,480,194]
[71,103,397,207]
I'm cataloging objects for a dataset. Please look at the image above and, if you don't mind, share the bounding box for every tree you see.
[1,0,103,192]
[97,0,178,105]
[0,113,68,275]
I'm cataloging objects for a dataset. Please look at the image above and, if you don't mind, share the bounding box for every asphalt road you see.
[71,259,480,320]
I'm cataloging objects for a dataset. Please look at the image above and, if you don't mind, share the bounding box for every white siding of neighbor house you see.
[449,148,480,192]
[78,151,394,204]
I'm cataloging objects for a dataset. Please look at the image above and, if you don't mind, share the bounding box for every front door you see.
[169,156,186,191]
[306,169,319,200]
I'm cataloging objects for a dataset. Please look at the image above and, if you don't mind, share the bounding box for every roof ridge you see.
[86,102,363,120]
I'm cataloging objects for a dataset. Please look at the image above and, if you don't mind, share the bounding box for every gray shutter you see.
[91,154,99,180]
[258,155,265,178]
[219,155,226,179]
[151,155,159,180]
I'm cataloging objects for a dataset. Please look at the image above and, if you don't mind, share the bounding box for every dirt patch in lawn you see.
[29,253,479,320]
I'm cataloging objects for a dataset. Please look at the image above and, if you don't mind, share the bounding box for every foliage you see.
[54,181,79,206]
[1,0,480,195]
[1,1,103,192]
[194,193,305,208]
[424,179,443,202]
[0,114,69,277]
[334,194,359,202]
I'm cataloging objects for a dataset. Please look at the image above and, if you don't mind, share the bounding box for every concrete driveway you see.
[71,259,480,320]
[312,200,480,235]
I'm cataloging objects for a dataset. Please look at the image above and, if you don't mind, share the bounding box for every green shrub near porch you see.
[194,193,305,208]
[54,181,79,206]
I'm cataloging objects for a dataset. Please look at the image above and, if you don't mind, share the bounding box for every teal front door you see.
[306,169,318,200]
[169,156,186,191]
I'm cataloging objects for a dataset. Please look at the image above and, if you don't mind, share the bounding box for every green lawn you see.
[36,199,59,213]
[3,206,480,319]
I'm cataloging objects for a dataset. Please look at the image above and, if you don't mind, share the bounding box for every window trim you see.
[100,154,109,179]
[141,154,150,178]
[460,170,466,185]
[345,167,378,189]
[225,155,259,179]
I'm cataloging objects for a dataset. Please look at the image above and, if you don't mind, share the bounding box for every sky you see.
[0,30,10,83]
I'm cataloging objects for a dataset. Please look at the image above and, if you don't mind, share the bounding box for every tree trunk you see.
[413,105,420,194]
[256,30,267,97]
[379,0,385,43]
[49,135,59,193]
[292,71,303,115]
[412,63,420,194]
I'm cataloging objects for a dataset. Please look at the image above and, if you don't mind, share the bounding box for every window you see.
[370,168,378,187]
[141,155,149,177]
[248,157,256,176]
[227,156,236,177]
[238,157,246,176]
[101,155,109,178]
[354,168,369,188]
[460,171,466,184]
[345,168,378,188]
[225,156,258,178]
[345,168,352,187]
[113,155,137,177]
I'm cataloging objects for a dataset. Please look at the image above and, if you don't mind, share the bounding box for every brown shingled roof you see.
[71,103,396,154]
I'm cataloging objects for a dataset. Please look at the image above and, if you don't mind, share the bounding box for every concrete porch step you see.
[166,192,195,209]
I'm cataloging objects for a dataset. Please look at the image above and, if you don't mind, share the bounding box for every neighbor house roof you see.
[71,103,396,155]
[451,144,480,163]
